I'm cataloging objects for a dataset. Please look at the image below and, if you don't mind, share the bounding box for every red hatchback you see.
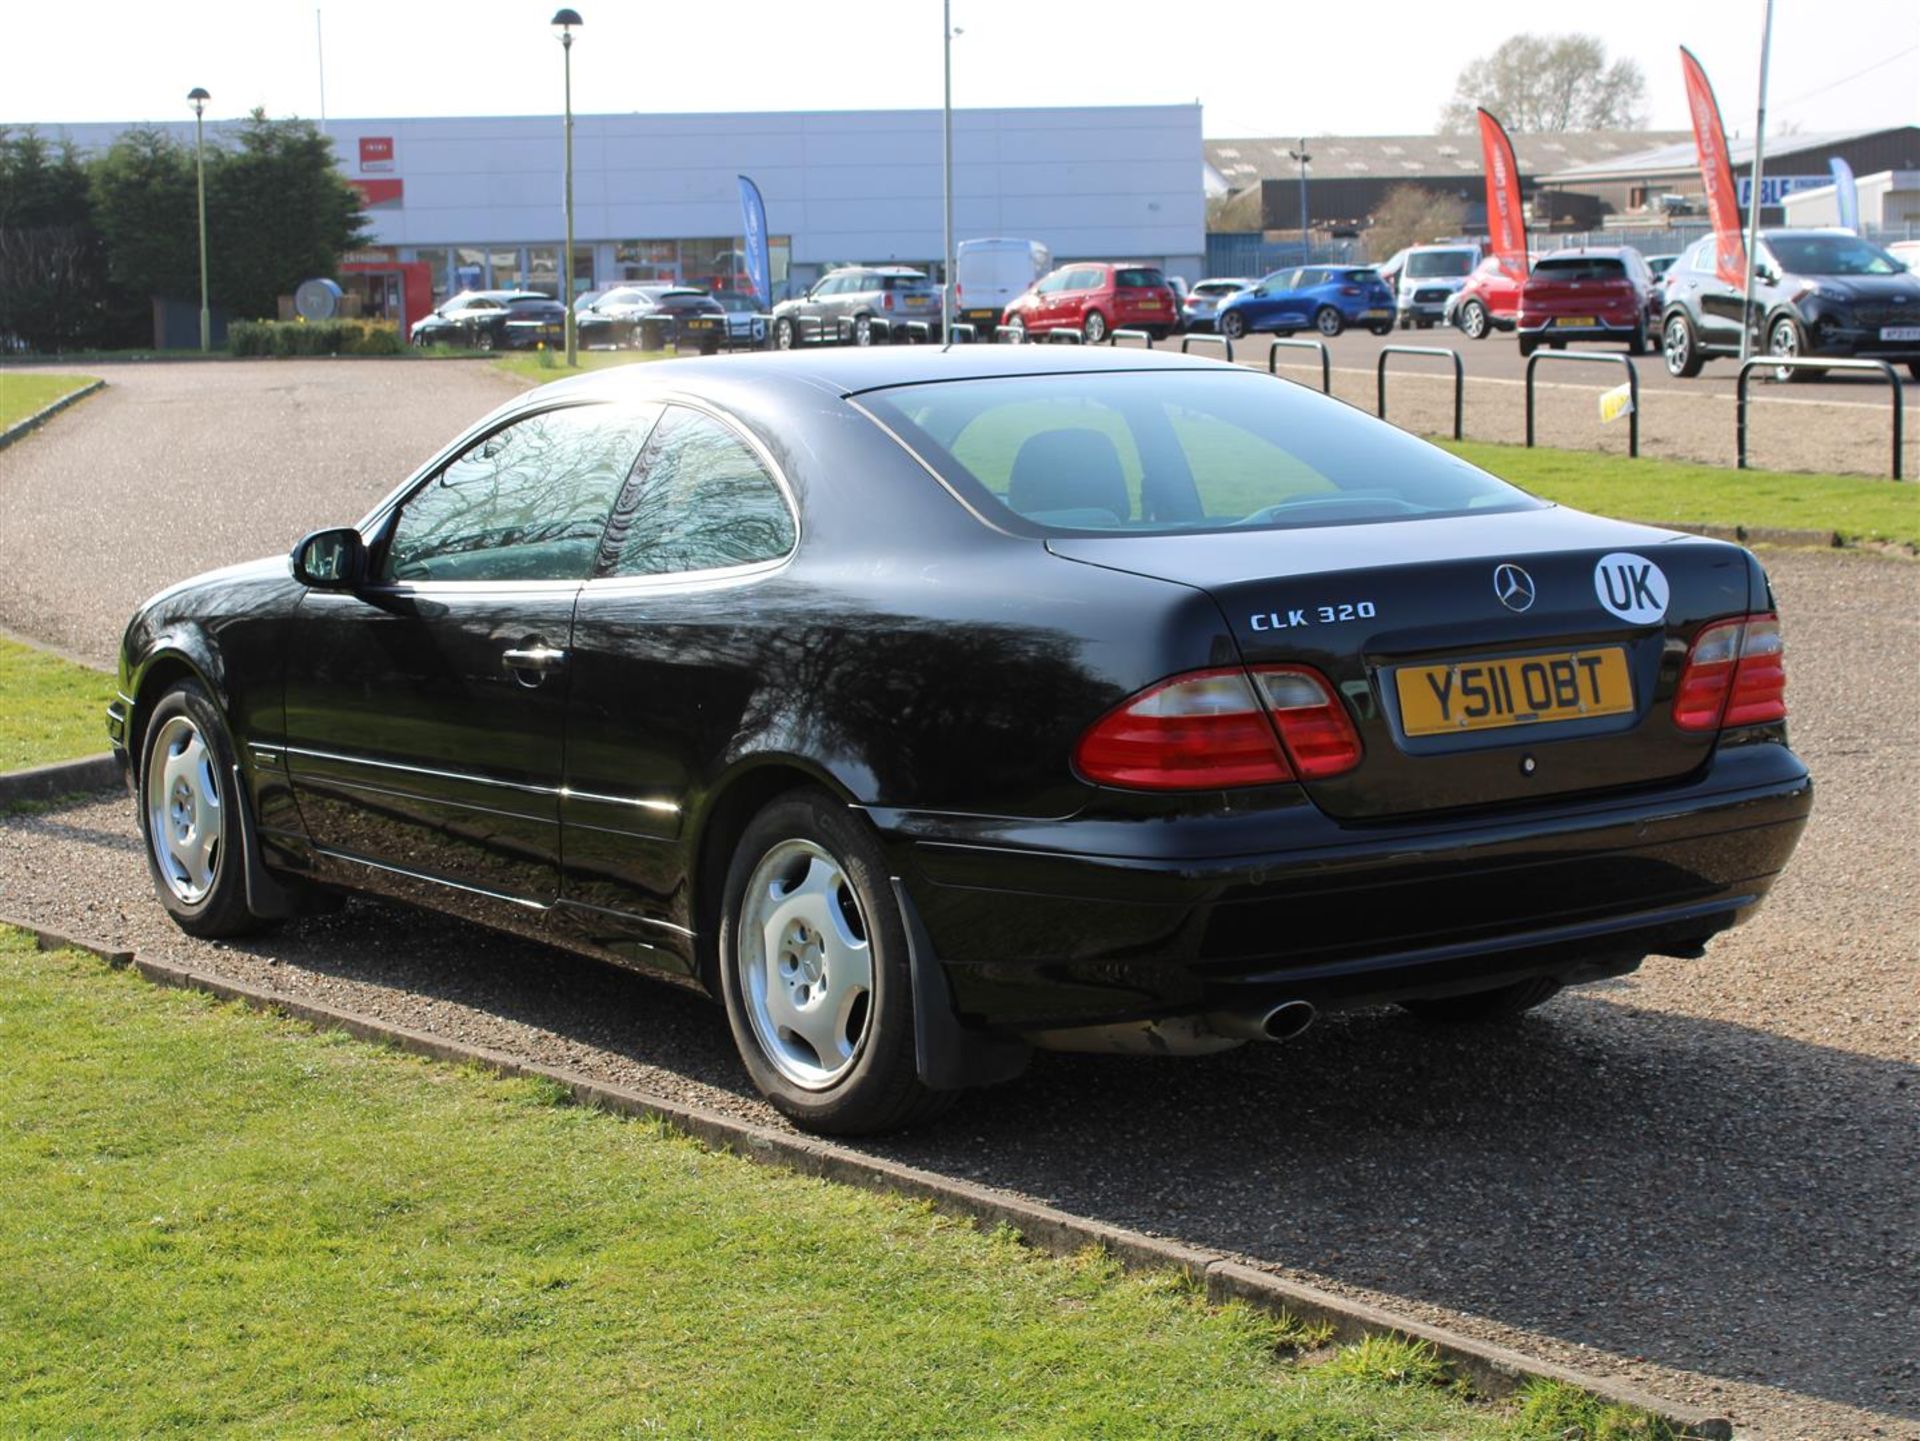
[1002,262,1180,342]
[1448,255,1526,339]
[1517,249,1657,356]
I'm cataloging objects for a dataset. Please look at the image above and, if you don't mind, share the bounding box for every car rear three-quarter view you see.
[110,347,1811,1135]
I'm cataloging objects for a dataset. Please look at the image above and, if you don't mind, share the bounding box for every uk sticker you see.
[1594,552,1668,624]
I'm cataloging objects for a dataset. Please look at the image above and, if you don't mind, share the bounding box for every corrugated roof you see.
[1537,126,1919,183]
[1204,130,1690,184]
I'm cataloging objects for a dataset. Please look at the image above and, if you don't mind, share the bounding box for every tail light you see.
[1074,666,1360,790]
[1673,614,1787,732]
[883,291,895,310]
[1340,285,1361,296]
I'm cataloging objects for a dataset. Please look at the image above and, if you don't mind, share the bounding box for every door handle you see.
[502,644,567,684]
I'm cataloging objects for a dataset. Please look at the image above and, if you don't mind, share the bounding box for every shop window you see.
[489,248,521,290]
[413,247,452,306]
[527,245,561,297]
[455,247,487,294]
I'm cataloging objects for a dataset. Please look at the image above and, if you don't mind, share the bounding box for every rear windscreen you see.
[858,370,1539,537]
[880,275,932,290]
[1533,257,1627,280]
[1115,268,1166,288]
[1343,269,1381,284]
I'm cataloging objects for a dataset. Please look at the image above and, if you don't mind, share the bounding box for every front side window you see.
[384,405,656,583]
[604,407,796,577]
[860,371,1540,537]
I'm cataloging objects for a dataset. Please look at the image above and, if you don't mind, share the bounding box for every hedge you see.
[227,319,405,357]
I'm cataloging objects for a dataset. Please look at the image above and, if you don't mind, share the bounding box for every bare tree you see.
[1438,33,1647,133]
[1366,186,1467,261]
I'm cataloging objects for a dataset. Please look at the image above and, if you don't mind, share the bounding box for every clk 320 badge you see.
[1249,601,1378,631]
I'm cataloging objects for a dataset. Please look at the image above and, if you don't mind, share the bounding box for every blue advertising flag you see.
[1829,157,1859,233]
[737,176,772,306]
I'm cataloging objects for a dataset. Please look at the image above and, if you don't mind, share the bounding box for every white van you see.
[955,238,1052,333]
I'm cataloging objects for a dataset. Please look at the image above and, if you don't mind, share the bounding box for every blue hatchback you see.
[1216,266,1397,340]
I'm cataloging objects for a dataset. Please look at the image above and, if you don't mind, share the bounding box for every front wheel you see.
[1663,312,1704,378]
[1769,315,1820,382]
[1313,306,1344,338]
[1218,309,1248,341]
[773,316,797,350]
[1400,976,1562,1024]
[472,327,495,353]
[719,790,953,1136]
[1082,310,1108,344]
[139,681,269,939]
[1459,300,1489,340]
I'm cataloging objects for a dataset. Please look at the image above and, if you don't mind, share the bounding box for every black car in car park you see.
[408,290,567,351]
[110,347,1810,1135]
[576,287,729,353]
[1660,229,1920,380]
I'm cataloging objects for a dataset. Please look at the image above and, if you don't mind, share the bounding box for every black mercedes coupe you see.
[110,347,1811,1134]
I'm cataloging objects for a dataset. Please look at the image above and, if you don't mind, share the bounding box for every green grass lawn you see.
[0,933,1662,1439]
[0,373,100,430]
[1442,440,1919,548]
[493,347,672,382]
[0,636,113,771]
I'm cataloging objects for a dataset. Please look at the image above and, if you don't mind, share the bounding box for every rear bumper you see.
[1517,316,1641,339]
[878,742,1811,1031]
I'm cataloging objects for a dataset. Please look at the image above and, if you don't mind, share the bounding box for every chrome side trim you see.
[313,846,550,911]
[283,744,680,814]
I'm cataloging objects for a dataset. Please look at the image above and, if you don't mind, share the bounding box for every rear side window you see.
[603,407,796,577]
[385,404,654,583]
[1114,267,1166,288]
[861,372,1537,536]
[1533,257,1627,280]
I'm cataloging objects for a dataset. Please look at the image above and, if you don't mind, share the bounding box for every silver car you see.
[1181,277,1251,333]
[771,266,942,348]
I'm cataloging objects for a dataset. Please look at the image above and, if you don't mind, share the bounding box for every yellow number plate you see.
[1395,648,1633,736]
[1556,316,1598,328]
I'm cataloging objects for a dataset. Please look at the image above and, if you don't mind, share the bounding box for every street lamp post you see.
[941,0,955,345]
[188,88,211,353]
[1287,139,1311,260]
[552,9,583,367]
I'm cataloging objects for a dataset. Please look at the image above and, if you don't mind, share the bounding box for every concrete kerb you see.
[3,913,1732,1440]
[0,754,122,809]
[0,378,105,452]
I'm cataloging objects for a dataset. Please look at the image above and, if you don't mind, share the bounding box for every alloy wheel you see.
[145,714,224,905]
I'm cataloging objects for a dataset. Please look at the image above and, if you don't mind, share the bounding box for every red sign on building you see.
[359,136,395,173]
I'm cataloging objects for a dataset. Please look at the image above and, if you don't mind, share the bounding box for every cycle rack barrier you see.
[1738,356,1905,480]
[1047,328,1083,344]
[901,320,932,343]
[994,325,1026,344]
[1266,337,1331,393]
[1376,346,1463,440]
[1107,328,1155,348]
[1181,333,1235,362]
[946,322,977,344]
[1524,351,1640,459]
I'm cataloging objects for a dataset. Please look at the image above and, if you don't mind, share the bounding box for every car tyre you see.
[1769,315,1819,382]
[1368,321,1394,336]
[1459,300,1489,340]
[1218,309,1247,341]
[473,327,495,353]
[1517,335,1538,357]
[1908,362,1920,382]
[138,680,270,940]
[1628,319,1650,356]
[852,314,875,347]
[718,788,954,1136]
[773,316,797,350]
[1314,305,1344,338]
[1663,312,1704,378]
[1082,310,1108,344]
[1400,975,1562,1024]
[1006,318,1027,344]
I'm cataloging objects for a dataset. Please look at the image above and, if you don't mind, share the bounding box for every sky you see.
[3,0,1915,141]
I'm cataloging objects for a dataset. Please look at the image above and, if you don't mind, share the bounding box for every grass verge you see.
[491,347,673,382]
[1444,439,1919,549]
[0,636,113,771]
[0,373,100,430]
[0,930,1668,1439]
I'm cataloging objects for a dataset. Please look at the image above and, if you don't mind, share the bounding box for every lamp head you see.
[551,8,582,43]
[188,87,210,116]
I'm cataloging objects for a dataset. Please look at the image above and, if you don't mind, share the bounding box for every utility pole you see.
[1287,139,1311,259]
[1739,0,1775,362]
[942,0,955,345]
[189,88,211,353]
[552,9,583,366]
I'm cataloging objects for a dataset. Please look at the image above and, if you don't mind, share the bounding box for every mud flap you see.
[891,877,1030,1092]
[231,763,301,920]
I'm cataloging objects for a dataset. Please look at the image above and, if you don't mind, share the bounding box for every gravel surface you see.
[3,359,1917,1439]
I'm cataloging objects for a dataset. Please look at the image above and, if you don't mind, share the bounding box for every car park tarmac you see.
[1,358,1915,1438]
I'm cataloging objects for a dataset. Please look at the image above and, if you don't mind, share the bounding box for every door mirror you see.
[292,527,367,590]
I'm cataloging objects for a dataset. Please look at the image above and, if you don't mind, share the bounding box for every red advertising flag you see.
[1679,47,1747,288]
[1475,108,1528,282]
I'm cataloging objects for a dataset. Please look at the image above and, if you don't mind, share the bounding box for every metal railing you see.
[1265,337,1331,393]
[1180,333,1235,362]
[1524,352,1640,459]
[1046,328,1083,344]
[900,320,933,343]
[945,322,977,344]
[993,325,1026,344]
[1376,346,1464,440]
[1107,328,1155,348]
[1737,357,1905,480]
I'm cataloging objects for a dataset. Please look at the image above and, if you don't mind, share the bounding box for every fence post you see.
[1180,333,1235,363]
[1523,351,1641,459]
[1737,356,1904,479]
[1375,346,1464,440]
[1265,337,1331,392]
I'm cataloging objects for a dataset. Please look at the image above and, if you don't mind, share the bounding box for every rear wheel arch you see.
[690,758,867,994]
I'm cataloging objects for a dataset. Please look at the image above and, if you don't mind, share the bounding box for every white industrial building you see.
[1781,170,1920,231]
[37,105,1205,310]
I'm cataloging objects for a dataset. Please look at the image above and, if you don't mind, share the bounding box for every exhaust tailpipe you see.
[1204,1000,1316,1043]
